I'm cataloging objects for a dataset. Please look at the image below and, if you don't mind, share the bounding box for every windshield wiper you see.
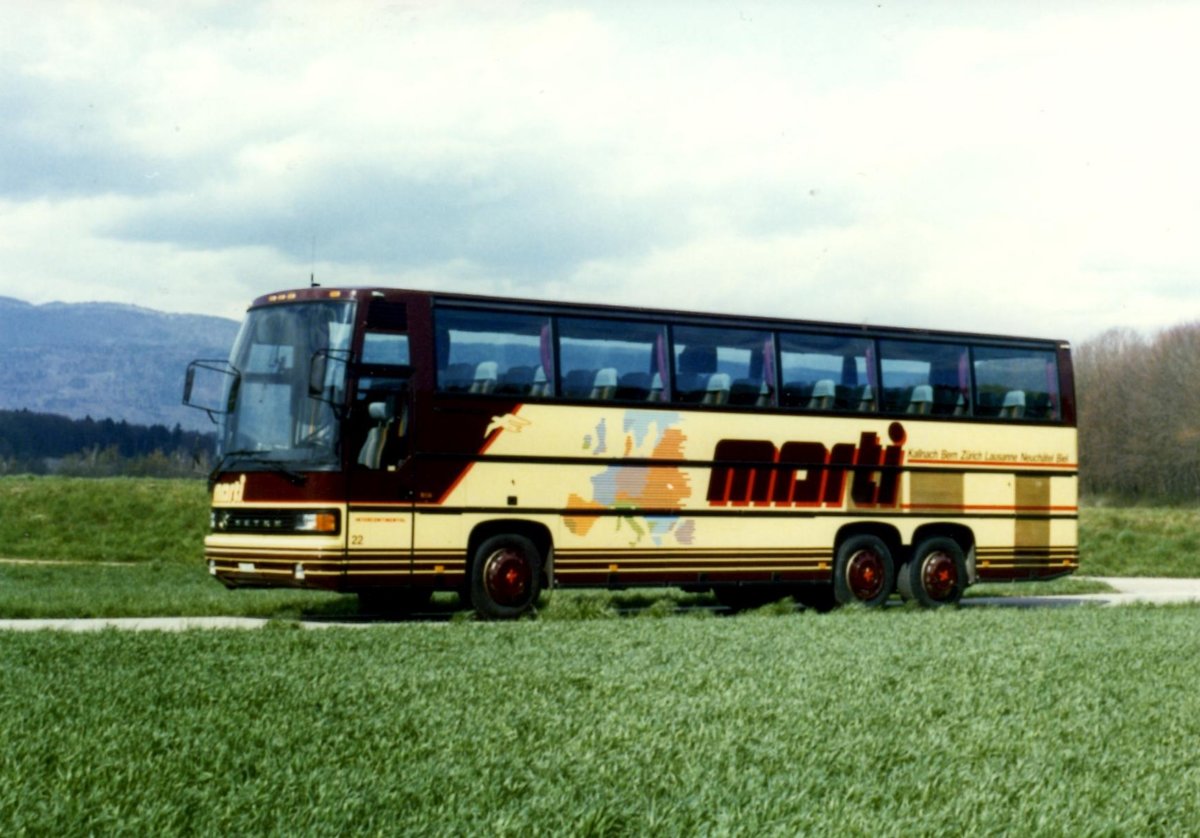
[208,449,308,489]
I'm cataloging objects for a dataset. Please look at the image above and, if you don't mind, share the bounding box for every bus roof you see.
[250,285,1069,349]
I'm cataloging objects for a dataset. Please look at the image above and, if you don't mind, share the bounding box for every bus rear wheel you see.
[899,537,966,607]
[470,534,543,619]
[833,534,895,607]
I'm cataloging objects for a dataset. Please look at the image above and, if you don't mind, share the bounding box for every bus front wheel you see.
[469,534,543,619]
[833,534,895,607]
[898,537,966,607]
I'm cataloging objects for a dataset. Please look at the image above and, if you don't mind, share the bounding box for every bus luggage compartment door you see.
[344,504,414,588]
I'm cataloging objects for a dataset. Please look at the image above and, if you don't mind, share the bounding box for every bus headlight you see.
[295,512,339,534]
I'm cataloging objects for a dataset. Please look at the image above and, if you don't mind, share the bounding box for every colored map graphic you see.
[566,411,697,546]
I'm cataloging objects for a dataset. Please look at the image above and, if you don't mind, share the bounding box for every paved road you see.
[0,616,312,632]
[965,576,1200,609]
[2,578,1199,631]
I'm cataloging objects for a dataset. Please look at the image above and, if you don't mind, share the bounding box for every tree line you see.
[1075,322,1200,500]
[0,409,215,478]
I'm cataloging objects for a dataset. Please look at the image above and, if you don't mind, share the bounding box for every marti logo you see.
[706,422,907,509]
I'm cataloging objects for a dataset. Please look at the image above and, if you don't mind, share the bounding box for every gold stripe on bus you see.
[208,555,342,567]
[901,503,1078,512]
[976,552,1079,557]
[907,458,1078,469]
[556,565,829,576]
[556,548,830,557]
[206,548,342,559]
[978,563,1080,571]
[976,551,1078,559]
[978,558,1080,564]
[555,554,832,566]
[212,502,351,509]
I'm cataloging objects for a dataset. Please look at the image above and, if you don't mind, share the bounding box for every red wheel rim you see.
[484,548,531,606]
[921,551,958,600]
[846,549,885,601]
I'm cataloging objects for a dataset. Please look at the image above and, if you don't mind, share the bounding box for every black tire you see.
[833,534,895,607]
[357,588,432,617]
[469,534,543,619]
[896,562,915,601]
[903,537,967,607]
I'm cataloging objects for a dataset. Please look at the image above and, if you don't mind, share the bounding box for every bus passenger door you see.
[346,378,415,587]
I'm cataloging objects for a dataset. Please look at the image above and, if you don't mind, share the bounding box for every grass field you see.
[0,475,207,564]
[1079,504,1200,576]
[4,606,1200,834]
[0,561,359,620]
[3,477,1200,833]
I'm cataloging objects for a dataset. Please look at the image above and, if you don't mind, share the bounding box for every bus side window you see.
[879,340,969,416]
[672,325,775,408]
[779,332,872,413]
[974,346,1060,421]
[557,317,668,403]
[362,332,410,366]
[435,308,551,396]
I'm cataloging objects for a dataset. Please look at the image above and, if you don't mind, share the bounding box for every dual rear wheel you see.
[898,536,967,608]
[834,534,966,608]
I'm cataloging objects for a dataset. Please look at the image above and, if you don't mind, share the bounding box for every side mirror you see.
[183,360,239,420]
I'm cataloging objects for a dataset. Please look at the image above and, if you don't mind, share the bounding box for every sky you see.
[2,0,1199,345]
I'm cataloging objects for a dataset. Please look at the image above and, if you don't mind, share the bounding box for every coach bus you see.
[184,286,1077,617]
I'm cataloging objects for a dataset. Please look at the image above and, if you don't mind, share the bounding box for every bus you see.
[184,286,1077,617]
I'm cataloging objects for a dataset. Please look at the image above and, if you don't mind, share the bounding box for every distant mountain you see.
[0,296,240,431]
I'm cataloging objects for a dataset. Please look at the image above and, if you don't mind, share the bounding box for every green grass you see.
[1080,505,1200,577]
[3,607,1200,834]
[0,477,1195,831]
[0,562,358,620]
[967,576,1114,597]
[0,475,207,564]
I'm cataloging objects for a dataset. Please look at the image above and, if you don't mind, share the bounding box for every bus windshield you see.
[220,300,356,469]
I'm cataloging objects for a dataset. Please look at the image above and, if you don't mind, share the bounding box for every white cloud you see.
[0,1,1198,346]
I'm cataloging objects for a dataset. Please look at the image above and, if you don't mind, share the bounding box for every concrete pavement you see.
[963,577,1200,609]
[0,615,373,632]
[1089,576,1200,604]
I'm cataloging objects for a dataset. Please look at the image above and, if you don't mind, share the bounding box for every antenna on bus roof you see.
[309,233,319,287]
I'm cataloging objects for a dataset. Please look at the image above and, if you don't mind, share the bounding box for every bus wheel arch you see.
[466,522,552,619]
[832,525,900,607]
[898,531,969,607]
